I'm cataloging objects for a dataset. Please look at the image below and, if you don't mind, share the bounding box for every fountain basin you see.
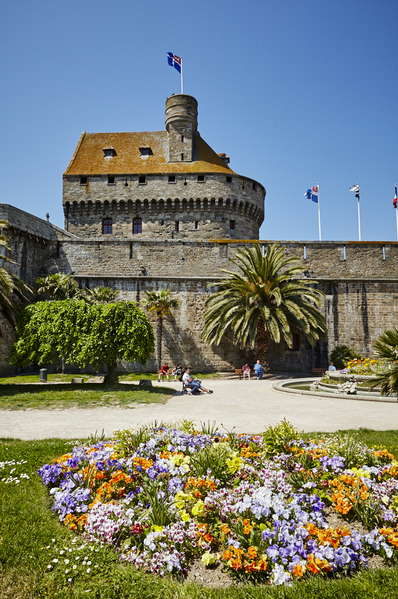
[273,379,398,403]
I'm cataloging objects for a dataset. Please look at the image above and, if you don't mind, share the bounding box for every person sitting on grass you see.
[242,362,251,380]
[182,367,213,394]
[253,359,264,380]
[171,363,183,381]
[158,363,170,382]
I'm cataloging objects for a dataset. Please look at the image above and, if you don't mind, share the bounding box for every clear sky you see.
[1,0,397,242]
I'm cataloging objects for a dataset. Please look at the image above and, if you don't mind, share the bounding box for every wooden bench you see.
[235,368,255,379]
[312,368,326,376]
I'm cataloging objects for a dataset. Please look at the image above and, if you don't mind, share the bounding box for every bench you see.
[235,368,255,379]
[312,368,326,376]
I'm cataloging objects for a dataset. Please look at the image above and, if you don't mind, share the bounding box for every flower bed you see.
[38,422,398,586]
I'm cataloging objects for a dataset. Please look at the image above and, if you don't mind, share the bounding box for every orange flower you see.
[293,563,305,577]
[247,546,257,559]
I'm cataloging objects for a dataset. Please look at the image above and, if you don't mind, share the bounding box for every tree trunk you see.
[104,361,118,386]
[256,319,270,373]
[157,317,163,372]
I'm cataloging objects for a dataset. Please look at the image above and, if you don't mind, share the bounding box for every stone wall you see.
[63,174,265,240]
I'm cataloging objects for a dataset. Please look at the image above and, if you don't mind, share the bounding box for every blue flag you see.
[304,185,319,203]
[167,52,182,73]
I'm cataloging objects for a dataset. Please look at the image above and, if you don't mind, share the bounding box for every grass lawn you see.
[0,372,221,385]
[0,384,175,410]
[1,430,398,598]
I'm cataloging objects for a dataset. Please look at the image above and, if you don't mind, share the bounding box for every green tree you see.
[10,300,155,385]
[202,243,327,372]
[36,273,79,300]
[82,286,119,304]
[370,329,398,396]
[330,345,360,370]
[0,220,32,329]
[141,289,179,371]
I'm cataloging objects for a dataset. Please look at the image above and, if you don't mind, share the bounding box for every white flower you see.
[64,559,69,564]
[87,568,91,573]
[73,565,77,570]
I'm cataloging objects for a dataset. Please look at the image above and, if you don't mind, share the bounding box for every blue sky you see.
[1,0,397,241]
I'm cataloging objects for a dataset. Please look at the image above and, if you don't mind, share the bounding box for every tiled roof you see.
[64,131,235,176]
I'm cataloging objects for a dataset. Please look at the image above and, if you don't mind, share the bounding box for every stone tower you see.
[165,94,198,163]
[62,95,265,239]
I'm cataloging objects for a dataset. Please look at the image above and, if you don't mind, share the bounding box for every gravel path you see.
[0,377,397,440]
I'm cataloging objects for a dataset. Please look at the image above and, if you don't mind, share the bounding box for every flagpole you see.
[180,58,183,94]
[357,184,361,241]
[317,182,321,241]
[395,184,398,242]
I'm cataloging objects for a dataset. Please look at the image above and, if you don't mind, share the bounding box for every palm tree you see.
[370,329,398,396]
[142,289,179,371]
[0,221,32,328]
[36,273,79,300]
[202,243,327,373]
[82,286,119,304]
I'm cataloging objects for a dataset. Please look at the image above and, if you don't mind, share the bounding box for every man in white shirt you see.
[182,368,213,394]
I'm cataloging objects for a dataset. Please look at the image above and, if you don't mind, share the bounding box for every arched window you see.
[133,217,142,234]
[102,217,112,234]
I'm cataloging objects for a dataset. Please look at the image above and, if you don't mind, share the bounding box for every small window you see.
[168,175,176,183]
[229,220,236,230]
[175,221,179,232]
[181,135,184,143]
[194,221,199,230]
[226,176,232,183]
[102,218,113,234]
[289,333,300,351]
[107,176,115,185]
[253,182,257,191]
[139,147,153,156]
[138,176,146,185]
[133,217,142,234]
[103,148,116,158]
[181,153,184,161]
[80,176,87,185]
[197,174,205,182]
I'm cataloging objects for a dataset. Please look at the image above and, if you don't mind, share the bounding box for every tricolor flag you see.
[167,52,182,73]
[393,185,397,209]
[304,185,319,203]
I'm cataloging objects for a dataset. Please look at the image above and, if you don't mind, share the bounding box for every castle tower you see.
[63,95,265,239]
[165,94,198,162]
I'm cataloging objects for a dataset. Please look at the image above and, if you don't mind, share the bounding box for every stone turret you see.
[165,94,198,163]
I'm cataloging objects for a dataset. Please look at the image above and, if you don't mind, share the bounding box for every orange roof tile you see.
[64,131,236,176]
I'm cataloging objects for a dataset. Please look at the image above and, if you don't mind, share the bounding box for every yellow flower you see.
[192,499,205,516]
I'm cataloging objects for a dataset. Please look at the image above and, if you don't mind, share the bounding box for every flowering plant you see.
[38,424,398,585]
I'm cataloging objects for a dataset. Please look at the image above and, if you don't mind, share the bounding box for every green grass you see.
[0,372,221,385]
[0,384,175,410]
[1,430,398,598]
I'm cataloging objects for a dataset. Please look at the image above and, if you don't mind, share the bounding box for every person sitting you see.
[158,363,170,382]
[182,367,213,394]
[253,359,264,380]
[171,363,183,381]
[328,362,337,372]
[242,362,251,380]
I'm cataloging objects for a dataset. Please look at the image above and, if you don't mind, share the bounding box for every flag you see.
[350,184,360,199]
[167,52,182,73]
[304,185,319,203]
[394,185,398,209]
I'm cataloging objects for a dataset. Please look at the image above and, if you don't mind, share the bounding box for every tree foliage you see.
[141,289,179,370]
[202,243,327,371]
[81,286,120,304]
[0,220,32,328]
[10,300,155,385]
[370,329,398,396]
[329,345,361,370]
[36,273,79,300]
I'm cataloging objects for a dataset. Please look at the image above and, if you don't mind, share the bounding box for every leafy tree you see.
[370,329,398,396]
[141,289,179,371]
[0,220,32,329]
[82,286,119,304]
[36,273,79,300]
[10,300,155,385]
[202,243,327,372]
[330,345,360,370]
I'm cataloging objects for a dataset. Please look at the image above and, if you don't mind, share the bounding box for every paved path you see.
[0,377,397,440]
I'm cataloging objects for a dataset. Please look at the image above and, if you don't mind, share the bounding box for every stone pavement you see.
[0,377,397,440]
